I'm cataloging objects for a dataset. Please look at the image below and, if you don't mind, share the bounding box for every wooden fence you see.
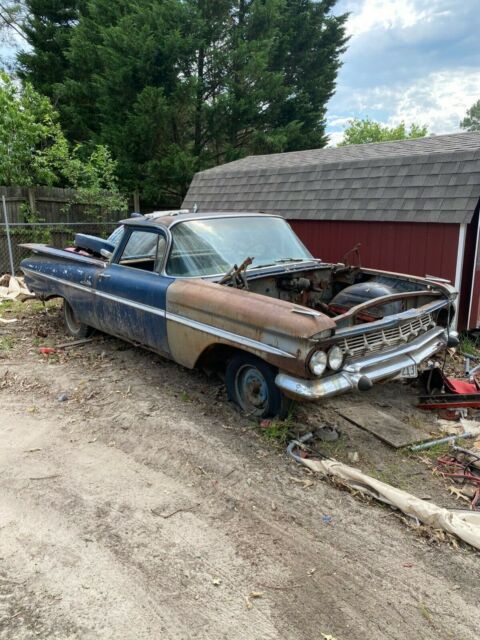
[0,185,128,223]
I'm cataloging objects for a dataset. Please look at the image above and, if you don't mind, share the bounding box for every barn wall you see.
[289,220,459,282]
[289,218,465,324]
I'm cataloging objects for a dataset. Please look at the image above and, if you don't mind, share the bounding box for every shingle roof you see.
[182,132,480,224]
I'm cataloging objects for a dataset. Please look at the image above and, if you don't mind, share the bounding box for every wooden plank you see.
[336,405,426,448]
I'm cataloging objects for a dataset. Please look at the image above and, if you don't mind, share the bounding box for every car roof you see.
[119,211,278,229]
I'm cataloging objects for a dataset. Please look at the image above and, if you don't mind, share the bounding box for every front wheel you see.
[225,353,291,419]
[63,300,94,338]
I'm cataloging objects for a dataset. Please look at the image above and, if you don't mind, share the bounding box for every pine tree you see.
[17,1,84,95]
[16,0,348,206]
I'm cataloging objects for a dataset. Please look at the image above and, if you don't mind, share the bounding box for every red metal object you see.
[39,347,56,355]
[418,396,480,410]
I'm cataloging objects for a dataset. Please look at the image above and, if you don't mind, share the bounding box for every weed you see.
[0,336,15,350]
[0,300,15,318]
[459,333,479,356]
[418,602,433,624]
[180,390,191,402]
[405,438,473,462]
[261,420,291,444]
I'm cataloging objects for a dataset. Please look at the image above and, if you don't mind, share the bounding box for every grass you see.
[259,407,298,445]
[403,436,472,462]
[0,298,60,320]
[459,333,480,356]
[261,419,291,444]
[0,336,15,350]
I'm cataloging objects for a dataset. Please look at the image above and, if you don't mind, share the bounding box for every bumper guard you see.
[275,327,447,401]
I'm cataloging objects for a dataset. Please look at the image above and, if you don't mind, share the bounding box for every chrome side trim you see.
[165,311,294,358]
[22,267,294,359]
[22,267,167,318]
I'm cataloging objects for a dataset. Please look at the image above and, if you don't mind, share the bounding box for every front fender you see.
[165,279,334,375]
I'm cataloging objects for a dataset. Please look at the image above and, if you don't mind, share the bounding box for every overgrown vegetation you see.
[459,332,480,356]
[0,71,127,217]
[2,0,349,207]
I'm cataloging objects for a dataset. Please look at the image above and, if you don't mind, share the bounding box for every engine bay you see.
[243,264,447,325]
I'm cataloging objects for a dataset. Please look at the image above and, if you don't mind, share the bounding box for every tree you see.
[338,118,428,146]
[0,2,27,45]
[17,0,348,206]
[0,72,126,215]
[17,1,84,96]
[460,100,480,132]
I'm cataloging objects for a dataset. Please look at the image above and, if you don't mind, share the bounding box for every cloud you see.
[344,0,446,37]
[390,69,480,132]
[328,1,480,143]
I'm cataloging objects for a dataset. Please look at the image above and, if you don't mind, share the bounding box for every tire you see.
[225,353,292,419]
[63,300,94,338]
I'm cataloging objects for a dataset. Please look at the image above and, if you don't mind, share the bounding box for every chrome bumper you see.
[275,327,447,401]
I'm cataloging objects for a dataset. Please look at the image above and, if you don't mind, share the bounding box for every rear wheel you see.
[225,353,291,419]
[63,300,93,338]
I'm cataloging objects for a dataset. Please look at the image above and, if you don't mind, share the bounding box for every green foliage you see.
[17,1,82,94]
[261,419,291,445]
[459,333,480,356]
[17,0,348,206]
[460,99,480,132]
[0,71,67,186]
[339,117,429,146]
[0,72,127,216]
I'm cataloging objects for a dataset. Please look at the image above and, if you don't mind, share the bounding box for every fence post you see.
[2,195,15,277]
[133,190,140,212]
[27,187,37,216]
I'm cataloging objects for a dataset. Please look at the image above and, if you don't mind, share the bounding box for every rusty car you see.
[20,211,458,417]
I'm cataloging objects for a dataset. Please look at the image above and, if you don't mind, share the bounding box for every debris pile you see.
[436,447,480,509]
[287,433,480,551]
[0,274,34,303]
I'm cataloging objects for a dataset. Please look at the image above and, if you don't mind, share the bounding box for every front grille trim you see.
[339,313,435,359]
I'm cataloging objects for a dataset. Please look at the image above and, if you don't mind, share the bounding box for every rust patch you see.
[166,279,335,376]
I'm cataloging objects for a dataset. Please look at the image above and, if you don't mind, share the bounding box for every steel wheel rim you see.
[234,364,269,415]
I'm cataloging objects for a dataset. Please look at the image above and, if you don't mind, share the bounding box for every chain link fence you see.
[0,220,118,276]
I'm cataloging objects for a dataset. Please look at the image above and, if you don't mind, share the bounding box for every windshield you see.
[166,216,314,277]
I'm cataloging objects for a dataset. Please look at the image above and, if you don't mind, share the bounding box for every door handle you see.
[98,272,111,279]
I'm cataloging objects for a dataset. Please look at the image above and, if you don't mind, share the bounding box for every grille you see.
[339,313,435,359]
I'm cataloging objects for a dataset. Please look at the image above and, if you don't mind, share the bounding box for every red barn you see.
[183,132,480,330]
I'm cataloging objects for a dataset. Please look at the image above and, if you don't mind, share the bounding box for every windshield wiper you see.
[252,258,310,269]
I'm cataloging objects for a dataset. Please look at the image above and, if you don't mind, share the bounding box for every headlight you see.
[309,350,327,376]
[328,345,344,371]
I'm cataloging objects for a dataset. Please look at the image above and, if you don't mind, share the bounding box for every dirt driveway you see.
[0,302,479,640]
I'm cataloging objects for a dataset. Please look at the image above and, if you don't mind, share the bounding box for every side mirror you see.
[100,248,113,260]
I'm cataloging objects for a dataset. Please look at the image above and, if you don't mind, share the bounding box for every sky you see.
[2,0,480,147]
[327,0,480,144]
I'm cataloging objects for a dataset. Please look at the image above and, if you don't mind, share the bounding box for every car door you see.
[94,226,172,355]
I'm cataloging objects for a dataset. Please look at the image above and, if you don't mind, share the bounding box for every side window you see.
[118,230,166,273]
